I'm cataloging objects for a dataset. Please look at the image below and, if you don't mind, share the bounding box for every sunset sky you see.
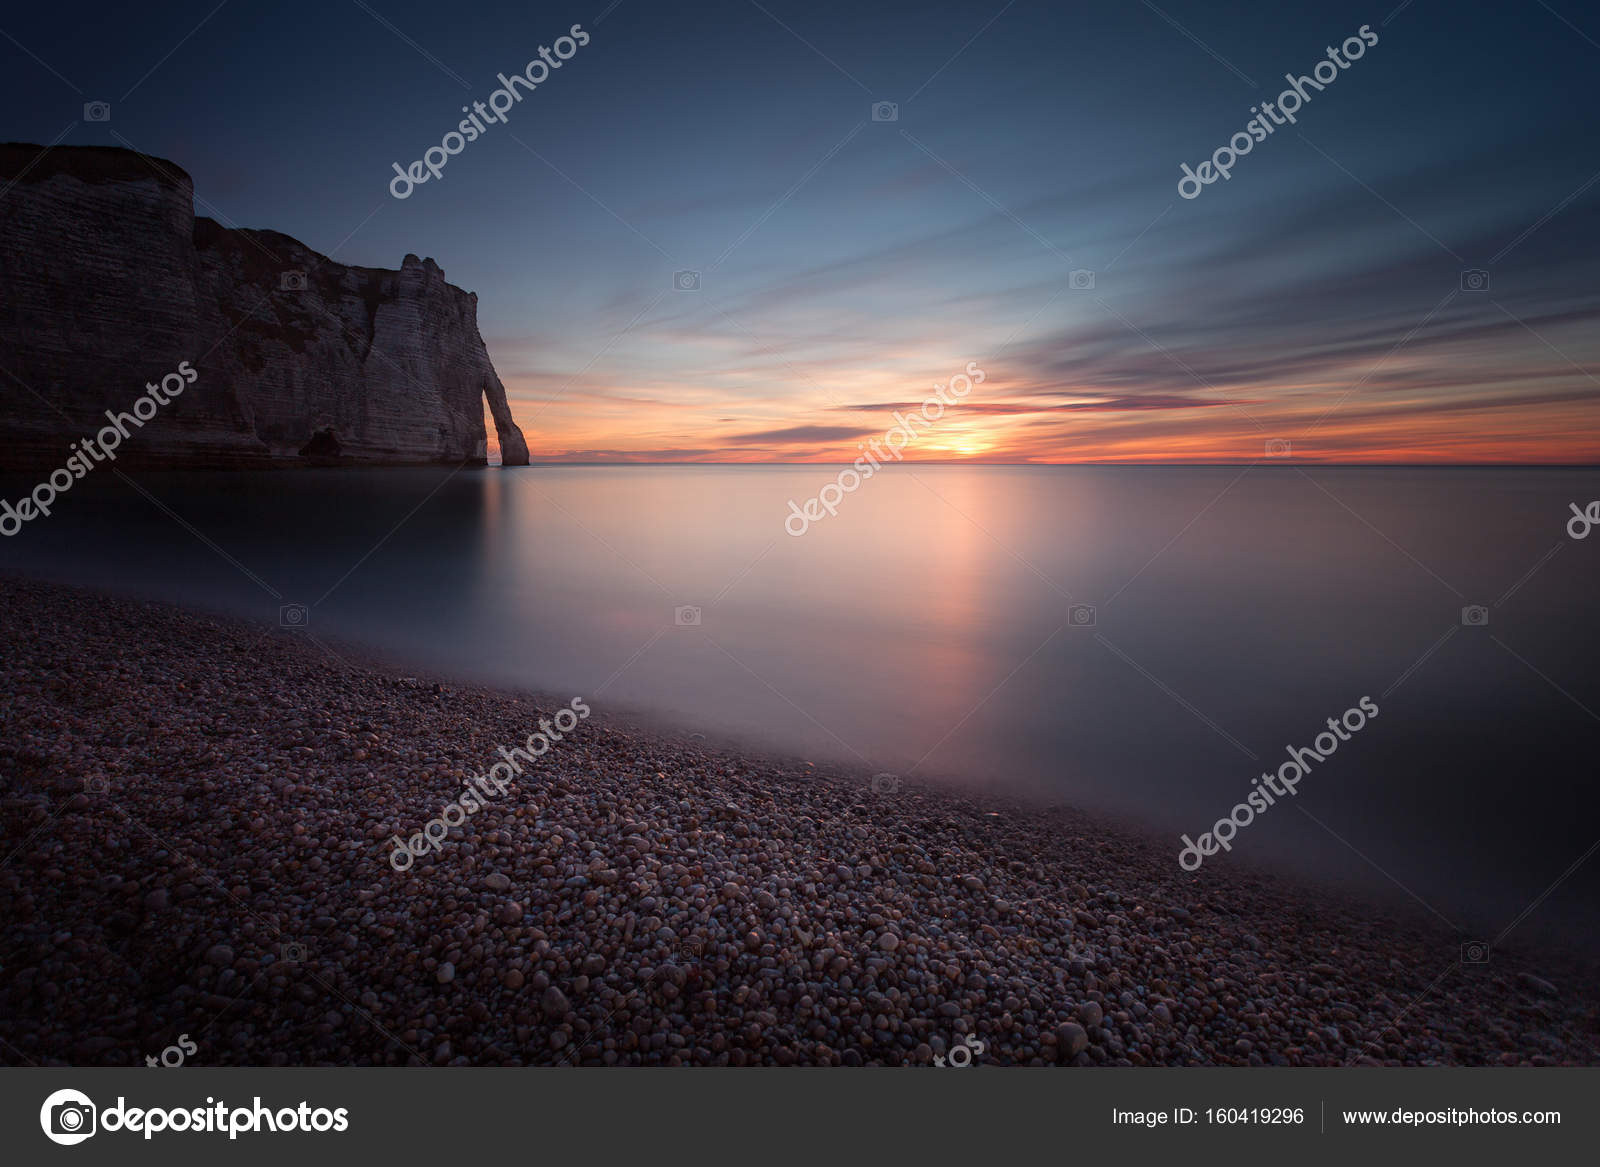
[5,0,1597,462]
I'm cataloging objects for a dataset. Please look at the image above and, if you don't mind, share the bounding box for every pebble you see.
[1056,1022,1088,1059]
[1,576,1591,1069]
[542,986,571,1019]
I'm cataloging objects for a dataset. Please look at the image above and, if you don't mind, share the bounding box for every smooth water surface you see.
[4,464,1597,945]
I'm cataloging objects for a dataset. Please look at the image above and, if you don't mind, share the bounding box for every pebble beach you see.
[1,576,1595,1067]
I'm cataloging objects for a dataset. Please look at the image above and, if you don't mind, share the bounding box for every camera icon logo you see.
[1069,269,1096,291]
[673,270,701,291]
[871,772,901,795]
[83,775,109,795]
[280,270,308,292]
[279,941,307,963]
[1459,268,1490,293]
[1461,940,1490,964]
[871,101,899,122]
[675,605,702,627]
[1068,603,1097,627]
[932,1033,985,1067]
[83,101,111,123]
[40,1088,97,1145]
[279,603,309,629]
[1461,605,1489,627]
[1265,438,1292,458]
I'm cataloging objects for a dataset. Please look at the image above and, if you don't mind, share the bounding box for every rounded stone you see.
[1056,1023,1088,1059]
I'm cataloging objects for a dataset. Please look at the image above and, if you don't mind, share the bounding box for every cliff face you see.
[0,144,529,470]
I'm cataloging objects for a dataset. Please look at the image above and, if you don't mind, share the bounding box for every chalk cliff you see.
[0,143,529,470]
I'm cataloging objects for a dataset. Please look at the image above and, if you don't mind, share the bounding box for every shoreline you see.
[1,575,1595,1066]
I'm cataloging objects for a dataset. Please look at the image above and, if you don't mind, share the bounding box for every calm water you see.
[4,465,1598,947]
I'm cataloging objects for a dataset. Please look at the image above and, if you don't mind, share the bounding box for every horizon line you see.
[493,460,1600,468]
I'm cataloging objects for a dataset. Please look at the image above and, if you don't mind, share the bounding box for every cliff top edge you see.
[0,142,192,189]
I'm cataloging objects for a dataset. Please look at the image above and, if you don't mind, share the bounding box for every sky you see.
[4,0,1598,462]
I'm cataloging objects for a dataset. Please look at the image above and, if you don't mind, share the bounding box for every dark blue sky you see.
[5,0,1598,460]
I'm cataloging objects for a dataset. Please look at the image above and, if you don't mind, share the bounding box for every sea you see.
[4,464,1597,949]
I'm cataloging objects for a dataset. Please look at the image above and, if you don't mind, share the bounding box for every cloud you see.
[730,424,883,443]
[834,394,1238,415]
[488,95,1600,464]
